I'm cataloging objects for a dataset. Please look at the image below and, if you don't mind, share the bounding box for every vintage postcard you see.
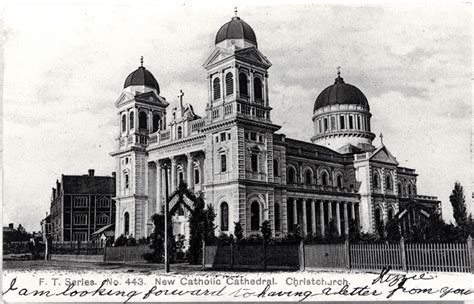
[2,0,473,302]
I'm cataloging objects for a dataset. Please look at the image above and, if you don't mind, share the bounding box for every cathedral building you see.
[110,14,440,240]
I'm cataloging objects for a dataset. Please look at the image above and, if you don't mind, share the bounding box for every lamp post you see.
[164,164,170,273]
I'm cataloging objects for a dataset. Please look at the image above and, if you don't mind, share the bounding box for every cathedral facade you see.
[110,14,440,241]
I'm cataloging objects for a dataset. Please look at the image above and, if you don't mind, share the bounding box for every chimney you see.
[88,169,95,177]
[52,187,56,200]
[111,172,116,179]
[8,223,13,229]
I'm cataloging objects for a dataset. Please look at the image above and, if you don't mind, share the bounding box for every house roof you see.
[62,175,115,195]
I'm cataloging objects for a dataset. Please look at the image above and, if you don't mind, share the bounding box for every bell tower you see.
[111,57,169,239]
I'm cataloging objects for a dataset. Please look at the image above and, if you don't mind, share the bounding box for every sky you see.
[2,1,472,232]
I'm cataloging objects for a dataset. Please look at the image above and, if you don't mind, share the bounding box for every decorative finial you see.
[380,132,384,145]
[234,6,238,16]
[337,66,341,77]
[140,56,144,67]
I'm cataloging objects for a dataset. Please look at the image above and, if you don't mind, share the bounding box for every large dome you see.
[314,74,369,112]
[124,65,160,93]
[215,16,257,46]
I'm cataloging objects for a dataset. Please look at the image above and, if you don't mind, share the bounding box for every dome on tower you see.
[124,59,160,93]
[313,73,369,112]
[215,16,257,46]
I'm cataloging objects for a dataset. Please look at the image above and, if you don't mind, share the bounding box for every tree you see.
[260,220,272,242]
[450,182,467,227]
[234,222,243,242]
[187,193,216,264]
[325,218,339,242]
[144,213,174,263]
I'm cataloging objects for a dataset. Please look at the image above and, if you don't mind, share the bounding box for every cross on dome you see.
[234,6,238,16]
[140,56,144,67]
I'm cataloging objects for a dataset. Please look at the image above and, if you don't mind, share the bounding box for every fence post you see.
[263,241,267,270]
[345,238,350,270]
[202,240,206,268]
[103,243,107,263]
[467,235,473,274]
[400,237,407,272]
[230,242,234,269]
[299,240,305,271]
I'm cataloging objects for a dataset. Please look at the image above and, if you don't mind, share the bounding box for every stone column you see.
[156,161,162,214]
[249,70,255,102]
[302,199,307,236]
[336,201,341,236]
[351,202,355,220]
[292,198,298,226]
[186,153,194,190]
[310,199,316,234]
[319,200,325,237]
[220,70,225,102]
[343,201,349,236]
[171,157,177,193]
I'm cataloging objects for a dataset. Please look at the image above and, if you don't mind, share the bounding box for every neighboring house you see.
[49,169,116,242]
[110,13,440,240]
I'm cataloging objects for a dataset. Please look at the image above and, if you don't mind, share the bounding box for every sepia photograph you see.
[2,0,473,302]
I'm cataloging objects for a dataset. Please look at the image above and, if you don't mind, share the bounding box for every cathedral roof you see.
[215,16,257,46]
[314,72,369,112]
[124,60,160,93]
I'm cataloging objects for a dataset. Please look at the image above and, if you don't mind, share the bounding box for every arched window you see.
[152,114,160,133]
[305,170,312,184]
[397,183,402,196]
[288,167,296,184]
[213,78,221,100]
[408,184,412,196]
[254,77,263,100]
[225,73,234,96]
[239,73,249,97]
[336,175,343,188]
[275,203,281,231]
[321,171,329,186]
[373,172,380,188]
[250,201,260,230]
[385,174,393,190]
[177,126,183,139]
[273,159,279,176]
[129,111,134,130]
[139,112,148,130]
[124,212,130,235]
[220,202,229,231]
[388,208,395,221]
[121,114,127,132]
[177,205,185,216]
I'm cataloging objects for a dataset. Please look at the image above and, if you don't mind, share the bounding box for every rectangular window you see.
[221,154,227,172]
[227,133,231,140]
[73,214,87,225]
[331,116,336,130]
[258,135,264,143]
[349,116,354,129]
[215,136,219,143]
[73,232,87,242]
[125,174,129,189]
[251,154,258,172]
[73,196,88,208]
[194,168,200,184]
[250,132,257,141]
[318,120,322,133]
[324,118,328,131]
[97,215,109,225]
[340,116,345,129]
[357,116,361,130]
[220,133,226,142]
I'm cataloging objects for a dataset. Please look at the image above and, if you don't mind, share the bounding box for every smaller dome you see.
[314,73,369,112]
[215,16,257,46]
[124,61,160,93]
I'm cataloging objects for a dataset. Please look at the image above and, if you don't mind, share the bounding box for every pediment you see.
[235,47,272,68]
[115,91,135,107]
[369,146,399,165]
[203,47,234,68]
